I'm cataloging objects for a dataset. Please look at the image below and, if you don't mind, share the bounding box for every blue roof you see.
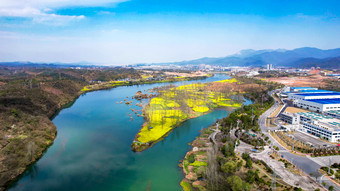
[291,87,317,90]
[306,98,340,104]
[285,90,334,94]
[296,93,340,96]
[298,90,334,93]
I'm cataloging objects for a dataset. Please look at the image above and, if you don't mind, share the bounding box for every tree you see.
[222,161,236,175]
[227,175,243,191]
[329,186,334,191]
[236,160,243,170]
[245,159,253,168]
[27,141,37,162]
[246,170,255,183]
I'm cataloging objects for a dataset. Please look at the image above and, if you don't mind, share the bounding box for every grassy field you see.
[132,79,243,151]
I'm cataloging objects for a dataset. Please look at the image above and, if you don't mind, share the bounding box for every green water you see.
[9,75,250,191]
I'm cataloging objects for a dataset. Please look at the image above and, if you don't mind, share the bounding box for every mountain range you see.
[1,47,340,69]
[153,47,340,69]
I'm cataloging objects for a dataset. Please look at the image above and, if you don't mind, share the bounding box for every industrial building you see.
[280,87,332,98]
[280,109,340,142]
[325,110,340,120]
[297,112,340,142]
[289,87,318,92]
[287,92,340,112]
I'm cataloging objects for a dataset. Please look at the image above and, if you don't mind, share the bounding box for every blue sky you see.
[1,0,340,65]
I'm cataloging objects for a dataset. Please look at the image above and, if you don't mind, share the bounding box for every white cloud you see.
[0,0,127,24]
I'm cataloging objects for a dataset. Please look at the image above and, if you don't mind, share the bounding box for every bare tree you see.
[27,141,37,162]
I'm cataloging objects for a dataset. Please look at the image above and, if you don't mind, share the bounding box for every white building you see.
[289,87,318,92]
[287,92,340,112]
[325,110,340,120]
[295,98,340,112]
[297,112,340,143]
[281,112,300,125]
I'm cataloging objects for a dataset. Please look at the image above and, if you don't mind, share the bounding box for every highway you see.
[258,90,340,191]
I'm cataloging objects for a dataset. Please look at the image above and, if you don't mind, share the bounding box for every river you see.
[9,74,251,191]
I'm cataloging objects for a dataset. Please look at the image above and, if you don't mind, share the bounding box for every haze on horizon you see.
[1,0,340,65]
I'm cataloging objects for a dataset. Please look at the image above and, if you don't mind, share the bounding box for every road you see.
[251,146,322,190]
[259,90,340,191]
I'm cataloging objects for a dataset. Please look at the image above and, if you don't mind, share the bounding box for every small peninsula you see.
[131,78,243,152]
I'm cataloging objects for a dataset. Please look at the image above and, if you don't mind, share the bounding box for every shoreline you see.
[131,106,239,152]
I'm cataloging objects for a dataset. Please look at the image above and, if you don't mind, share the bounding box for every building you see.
[287,92,340,112]
[281,112,300,125]
[324,110,340,120]
[295,98,340,112]
[266,64,274,70]
[289,87,318,92]
[297,112,340,142]
[280,107,307,125]
[280,89,333,98]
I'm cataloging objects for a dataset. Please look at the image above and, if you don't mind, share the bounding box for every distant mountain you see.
[292,56,340,69]
[0,61,103,68]
[153,47,340,68]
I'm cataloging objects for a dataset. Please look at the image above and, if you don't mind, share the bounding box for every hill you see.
[152,47,340,68]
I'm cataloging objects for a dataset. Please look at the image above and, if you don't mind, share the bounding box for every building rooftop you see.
[295,92,340,97]
[298,90,334,93]
[306,98,340,104]
[284,90,334,94]
[297,111,340,130]
[284,107,308,114]
[290,87,317,90]
[326,110,340,116]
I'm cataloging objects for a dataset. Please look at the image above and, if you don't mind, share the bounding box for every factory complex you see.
[279,87,340,142]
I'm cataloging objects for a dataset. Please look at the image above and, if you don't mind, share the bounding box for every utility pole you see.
[292,137,295,151]
[251,108,255,125]
[328,157,332,174]
[29,79,32,89]
[262,94,264,106]
[271,169,276,191]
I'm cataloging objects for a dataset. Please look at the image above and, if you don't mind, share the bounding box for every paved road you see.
[289,131,333,148]
[259,91,340,191]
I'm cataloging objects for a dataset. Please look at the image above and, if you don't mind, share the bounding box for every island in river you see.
[132,78,244,152]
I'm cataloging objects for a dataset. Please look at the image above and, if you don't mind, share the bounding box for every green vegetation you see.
[132,79,243,151]
[180,180,193,191]
[190,161,208,167]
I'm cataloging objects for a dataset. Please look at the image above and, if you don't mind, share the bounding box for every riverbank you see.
[131,79,243,152]
[80,75,211,93]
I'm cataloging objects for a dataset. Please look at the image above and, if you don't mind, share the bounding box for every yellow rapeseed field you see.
[136,78,242,144]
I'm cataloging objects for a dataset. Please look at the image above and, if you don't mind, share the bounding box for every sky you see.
[1,0,340,65]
